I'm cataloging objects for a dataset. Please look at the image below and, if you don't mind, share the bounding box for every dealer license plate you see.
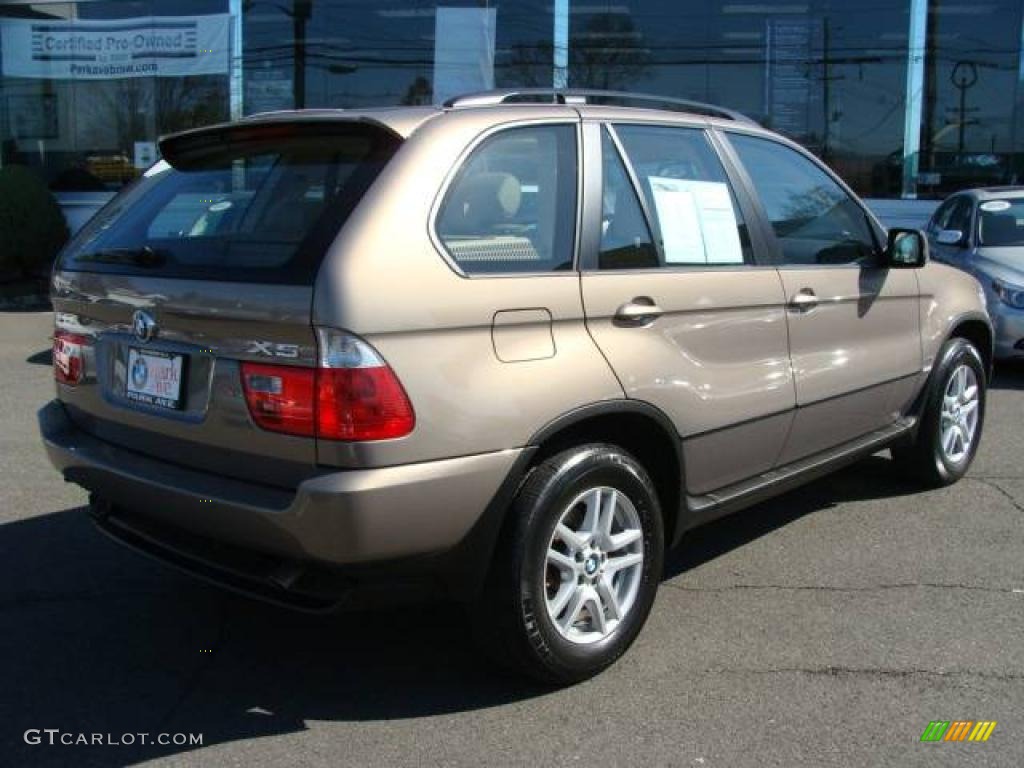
[125,347,185,410]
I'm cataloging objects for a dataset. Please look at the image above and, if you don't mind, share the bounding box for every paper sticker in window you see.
[649,177,744,265]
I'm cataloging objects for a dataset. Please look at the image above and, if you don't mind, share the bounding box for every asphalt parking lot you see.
[2,309,1022,767]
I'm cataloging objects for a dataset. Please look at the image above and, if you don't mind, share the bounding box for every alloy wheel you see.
[543,486,644,644]
[940,363,980,464]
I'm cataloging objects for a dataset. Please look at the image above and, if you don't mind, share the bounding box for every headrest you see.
[445,172,522,234]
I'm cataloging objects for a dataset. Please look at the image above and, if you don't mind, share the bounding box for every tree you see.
[502,14,651,91]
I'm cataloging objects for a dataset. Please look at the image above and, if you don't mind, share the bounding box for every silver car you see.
[927,187,1024,359]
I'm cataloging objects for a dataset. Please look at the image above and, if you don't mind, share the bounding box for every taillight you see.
[315,329,415,441]
[239,330,415,442]
[240,363,316,437]
[53,329,89,386]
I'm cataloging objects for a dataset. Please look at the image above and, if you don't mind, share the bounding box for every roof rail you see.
[443,88,757,125]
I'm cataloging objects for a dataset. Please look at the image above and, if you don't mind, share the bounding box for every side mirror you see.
[886,228,929,269]
[936,229,965,247]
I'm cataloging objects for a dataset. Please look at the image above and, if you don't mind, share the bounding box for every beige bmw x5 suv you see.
[40,89,992,684]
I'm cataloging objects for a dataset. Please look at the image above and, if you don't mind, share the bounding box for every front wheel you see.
[473,444,664,685]
[893,337,987,486]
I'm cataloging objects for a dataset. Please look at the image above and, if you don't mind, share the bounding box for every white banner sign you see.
[1,14,230,80]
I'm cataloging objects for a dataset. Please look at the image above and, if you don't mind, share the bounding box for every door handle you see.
[614,297,664,326]
[788,289,819,312]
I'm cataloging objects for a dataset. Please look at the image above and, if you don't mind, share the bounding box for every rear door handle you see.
[614,297,664,326]
[788,289,819,312]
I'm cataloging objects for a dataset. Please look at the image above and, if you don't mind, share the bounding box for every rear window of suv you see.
[59,123,399,284]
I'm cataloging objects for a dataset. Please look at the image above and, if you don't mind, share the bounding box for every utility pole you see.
[293,0,311,109]
[818,17,845,163]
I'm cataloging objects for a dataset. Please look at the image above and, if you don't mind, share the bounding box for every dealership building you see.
[2,0,1023,228]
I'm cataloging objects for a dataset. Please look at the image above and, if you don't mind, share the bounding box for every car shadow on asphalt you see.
[664,454,919,580]
[0,455,922,767]
[0,506,550,767]
[991,360,1024,391]
[26,348,52,366]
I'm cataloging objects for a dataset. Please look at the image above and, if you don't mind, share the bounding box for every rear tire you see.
[472,443,664,685]
[893,337,986,487]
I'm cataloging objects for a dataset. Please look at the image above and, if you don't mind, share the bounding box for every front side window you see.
[729,133,877,266]
[928,198,958,234]
[612,124,752,267]
[946,198,975,237]
[437,124,577,274]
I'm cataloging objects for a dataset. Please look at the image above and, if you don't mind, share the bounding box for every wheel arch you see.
[435,400,686,602]
[526,400,686,548]
[906,313,992,432]
[948,314,994,380]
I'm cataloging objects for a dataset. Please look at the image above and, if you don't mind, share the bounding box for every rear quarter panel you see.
[312,107,626,468]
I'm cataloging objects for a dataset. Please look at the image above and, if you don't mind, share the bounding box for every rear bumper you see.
[39,400,523,607]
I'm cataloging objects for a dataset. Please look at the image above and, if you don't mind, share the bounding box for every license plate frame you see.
[125,347,186,411]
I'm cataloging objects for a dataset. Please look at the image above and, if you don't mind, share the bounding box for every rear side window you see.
[59,124,398,284]
[437,124,577,274]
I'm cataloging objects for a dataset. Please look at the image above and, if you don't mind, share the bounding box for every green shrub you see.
[0,165,69,279]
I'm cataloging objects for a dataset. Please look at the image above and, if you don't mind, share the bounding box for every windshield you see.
[59,124,399,284]
[979,200,1024,248]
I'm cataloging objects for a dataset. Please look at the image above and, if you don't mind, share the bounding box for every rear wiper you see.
[76,247,166,268]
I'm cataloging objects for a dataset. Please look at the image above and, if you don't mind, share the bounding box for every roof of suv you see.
[234,89,764,141]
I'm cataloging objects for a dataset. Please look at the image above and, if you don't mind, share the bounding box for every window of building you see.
[5,0,1024,213]
[436,124,577,275]
[0,0,556,199]
[918,0,1024,198]
[729,132,876,266]
[566,1,913,199]
[0,1,232,197]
